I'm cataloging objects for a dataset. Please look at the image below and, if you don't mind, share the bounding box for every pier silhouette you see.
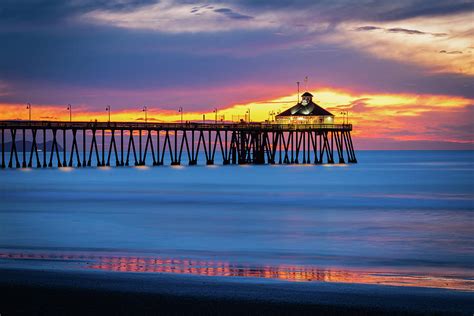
[0,121,357,168]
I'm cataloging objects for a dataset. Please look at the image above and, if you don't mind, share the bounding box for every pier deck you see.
[0,120,357,168]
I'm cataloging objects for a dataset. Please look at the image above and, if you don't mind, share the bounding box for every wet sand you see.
[1,268,473,315]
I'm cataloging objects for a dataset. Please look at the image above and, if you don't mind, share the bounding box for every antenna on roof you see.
[304,76,308,91]
[296,81,300,103]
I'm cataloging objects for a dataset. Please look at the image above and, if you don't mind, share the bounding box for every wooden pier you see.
[0,120,357,168]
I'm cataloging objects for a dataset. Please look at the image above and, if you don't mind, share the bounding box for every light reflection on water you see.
[0,252,472,291]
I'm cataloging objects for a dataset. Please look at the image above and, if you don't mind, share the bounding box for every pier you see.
[0,120,357,168]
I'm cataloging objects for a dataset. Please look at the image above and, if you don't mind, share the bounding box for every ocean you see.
[0,150,473,291]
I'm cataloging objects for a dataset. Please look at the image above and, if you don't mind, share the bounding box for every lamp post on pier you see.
[105,105,111,123]
[178,107,183,123]
[340,111,348,125]
[246,109,251,123]
[26,103,32,121]
[268,110,275,122]
[66,104,72,122]
[142,106,148,123]
[297,81,300,103]
[213,108,218,124]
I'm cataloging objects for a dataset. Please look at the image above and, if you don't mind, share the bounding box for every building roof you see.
[276,101,333,117]
[301,92,313,97]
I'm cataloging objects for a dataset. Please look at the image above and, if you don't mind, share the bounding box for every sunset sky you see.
[0,0,472,149]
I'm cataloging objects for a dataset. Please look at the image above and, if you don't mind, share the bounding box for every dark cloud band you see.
[355,25,448,37]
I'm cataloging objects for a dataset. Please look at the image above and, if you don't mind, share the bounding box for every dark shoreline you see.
[1,268,473,315]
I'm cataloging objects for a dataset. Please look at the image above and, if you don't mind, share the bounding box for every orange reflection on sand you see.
[0,252,472,291]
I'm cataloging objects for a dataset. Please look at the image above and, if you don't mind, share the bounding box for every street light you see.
[340,111,349,124]
[213,108,218,124]
[246,109,251,123]
[297,81,300,103]
[105,105,111,123]
[178,106,183,123]
[142,106,148,123]
[26,103,32,121]
[268,110,275,122]
[67,104,72,122]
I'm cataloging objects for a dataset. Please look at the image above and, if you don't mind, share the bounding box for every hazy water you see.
[0,151,473,289]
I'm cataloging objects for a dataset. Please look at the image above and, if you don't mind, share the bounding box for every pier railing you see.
[0,120,352,131]
[0,120,357,168]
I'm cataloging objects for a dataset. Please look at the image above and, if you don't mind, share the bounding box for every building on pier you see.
[275,92,334,124]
